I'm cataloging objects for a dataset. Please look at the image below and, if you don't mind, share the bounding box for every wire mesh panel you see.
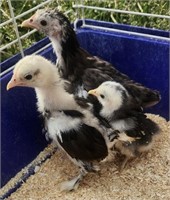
[0,0,74,76]
[0,0,54,57]
[73,3,170,41]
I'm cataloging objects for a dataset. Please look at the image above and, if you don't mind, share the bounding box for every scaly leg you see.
[60,169,87,191]
[119,156,130,172]
[60,161,99,191]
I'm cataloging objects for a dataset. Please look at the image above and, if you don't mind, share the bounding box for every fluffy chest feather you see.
[50,37,62,60]
[35,86,77,113]
[76,85,88,98]
[46,110,108,161]
[47,111,82,142]
[110,118,135,132]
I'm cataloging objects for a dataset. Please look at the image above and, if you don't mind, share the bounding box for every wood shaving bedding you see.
[1,114,170,200]
[0,145,56,198]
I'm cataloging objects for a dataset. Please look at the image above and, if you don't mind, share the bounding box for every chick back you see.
[115,114,160,157]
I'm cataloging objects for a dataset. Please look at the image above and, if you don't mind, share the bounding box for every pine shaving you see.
[1,114,170,200]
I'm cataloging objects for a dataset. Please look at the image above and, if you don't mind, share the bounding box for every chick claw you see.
[60,176,82,191]
[119,157,129,172]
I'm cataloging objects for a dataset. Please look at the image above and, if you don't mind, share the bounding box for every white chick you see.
[7,55,113,191]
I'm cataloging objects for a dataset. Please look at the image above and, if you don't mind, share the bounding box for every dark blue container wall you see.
[1,74,47,186]
[1,48,56,187]
[77,27,169,120]
[1,20,169,187]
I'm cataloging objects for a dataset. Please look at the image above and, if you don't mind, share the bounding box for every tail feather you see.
[125,83,161,108]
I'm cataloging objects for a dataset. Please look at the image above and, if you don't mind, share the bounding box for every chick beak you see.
[7,75,24,91]
[21,14,39,30]
[88,89,99,97]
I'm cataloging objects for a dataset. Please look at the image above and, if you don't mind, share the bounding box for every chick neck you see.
[35,76,78,114]
[49,26,80,80]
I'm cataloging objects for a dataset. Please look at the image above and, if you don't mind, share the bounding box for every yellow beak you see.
[7,75,24,91]
[88,89,98,96]
[21,14,39,29]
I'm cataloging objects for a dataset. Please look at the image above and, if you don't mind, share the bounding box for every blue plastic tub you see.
[1,19,169,197]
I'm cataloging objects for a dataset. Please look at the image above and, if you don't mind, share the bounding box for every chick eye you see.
[100,94,105,99]
[24,74,32,80]
[40,20,47,26]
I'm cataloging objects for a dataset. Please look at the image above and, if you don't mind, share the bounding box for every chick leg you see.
[119,156,130,172]
[119,152,142,172]
[60,161,99,191]
[60,169,87,191]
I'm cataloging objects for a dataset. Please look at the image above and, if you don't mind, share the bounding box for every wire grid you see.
[0,0,54,58]
[73,4,170,41]
[1,0,170,70]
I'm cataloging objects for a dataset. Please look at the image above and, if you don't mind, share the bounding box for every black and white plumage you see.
[88,81,160,170]
[7,55,113,191]
[21,8,160,108]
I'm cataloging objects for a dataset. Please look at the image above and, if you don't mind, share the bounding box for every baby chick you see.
[6,55,114,191]
[21,8,160,107]
[88,81,160,170]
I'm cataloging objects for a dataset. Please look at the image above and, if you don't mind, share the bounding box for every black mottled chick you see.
[21,8,160,108]
[88,81,160,170]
